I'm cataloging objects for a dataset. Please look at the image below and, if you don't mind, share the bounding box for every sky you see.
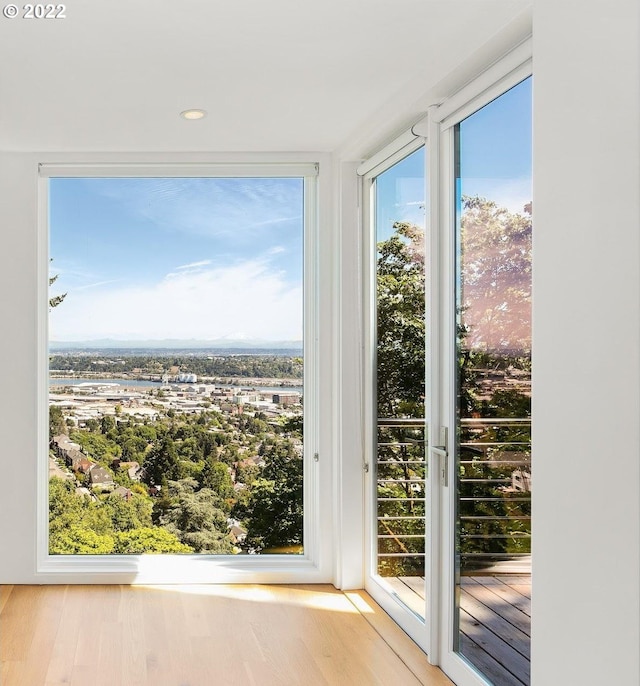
[376,146,426,242]
[49,177,304,342]
[375,76,532,241]
[458,77,532,213]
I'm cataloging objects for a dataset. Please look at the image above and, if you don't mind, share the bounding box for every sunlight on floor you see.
[140,583,361,613]
[344,590,375,615]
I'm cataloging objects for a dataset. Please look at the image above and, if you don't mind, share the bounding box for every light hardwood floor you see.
[0,584,453,686]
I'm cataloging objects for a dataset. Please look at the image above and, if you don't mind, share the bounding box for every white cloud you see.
[248,216,301,229]
[94,178,303,240]
[175,260,212,270]
[50,258,302,342]
[74,279,123,291]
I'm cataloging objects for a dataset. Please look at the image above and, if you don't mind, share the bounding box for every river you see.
[49,377,303,394]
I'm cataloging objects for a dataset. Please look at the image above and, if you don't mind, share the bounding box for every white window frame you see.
[37,154,334,584]
[360,136,429,650]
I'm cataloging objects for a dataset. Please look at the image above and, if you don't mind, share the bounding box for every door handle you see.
[431,446,448,487]
[431,427,449,487]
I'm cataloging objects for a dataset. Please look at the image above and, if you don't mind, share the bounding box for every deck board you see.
[460,607,530,683]
[461,583,530,636]
[384,573,531,685]
[459,634,527,686]
[459,590,530,658]
[468,576,531,617]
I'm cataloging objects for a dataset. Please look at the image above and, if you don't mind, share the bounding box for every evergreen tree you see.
[143,437,183,486]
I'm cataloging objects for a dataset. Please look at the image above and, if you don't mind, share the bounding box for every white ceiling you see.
[0,0,530,153]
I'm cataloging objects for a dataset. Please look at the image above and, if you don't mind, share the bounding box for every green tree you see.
[103,492,153,532]
[375,222,426,575]
[456,197,532,570]
[70,430,121,464]
[240,441,302,552]
[235,460,260,487]
[113,528,192,554]
[49,477,115,553]
[280,415,302,438]
[219,444,239,465]
[376,221,425,418]
[50,526,114,554]
[100,415,116,434]
[143,437,183,486]
[49,405,66,439]
[200,457,234,501]
[49,476,82,524]
[158,479,234,553]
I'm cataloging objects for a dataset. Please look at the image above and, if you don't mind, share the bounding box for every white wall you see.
[532,1,640,684]
[0,153,39,580]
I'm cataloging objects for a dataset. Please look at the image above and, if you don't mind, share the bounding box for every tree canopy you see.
[459,196,532,355]
[376,221,425,419]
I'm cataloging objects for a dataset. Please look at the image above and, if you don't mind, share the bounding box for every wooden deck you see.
[385,574,531,686]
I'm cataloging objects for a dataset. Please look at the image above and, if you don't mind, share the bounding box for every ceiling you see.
[0,1,530,154]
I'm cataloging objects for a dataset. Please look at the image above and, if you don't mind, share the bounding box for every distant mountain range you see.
[50,338,303,352]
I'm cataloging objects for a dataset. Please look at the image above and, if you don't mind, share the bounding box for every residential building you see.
[87,465,115,489]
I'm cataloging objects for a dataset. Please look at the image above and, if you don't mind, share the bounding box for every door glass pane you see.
[374,147,427,618]
[454,77,532,685]
[48,176,305,556]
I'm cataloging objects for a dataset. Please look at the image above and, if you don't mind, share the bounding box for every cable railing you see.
[375,416,531,577]
[376,417,426,576]
[458,417,531,573]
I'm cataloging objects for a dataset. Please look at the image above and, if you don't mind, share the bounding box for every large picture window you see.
[45,167,316,558]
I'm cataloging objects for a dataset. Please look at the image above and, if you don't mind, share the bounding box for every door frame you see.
[361,136,430,652]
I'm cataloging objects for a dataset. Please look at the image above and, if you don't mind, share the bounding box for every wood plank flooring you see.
[385,574,531,686]
[0,584,453,686]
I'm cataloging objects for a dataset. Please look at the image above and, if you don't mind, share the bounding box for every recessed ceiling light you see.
[180,109,207,120]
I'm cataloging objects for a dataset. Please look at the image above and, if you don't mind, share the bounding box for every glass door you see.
[364,144,429,647]
[443,76,532,686]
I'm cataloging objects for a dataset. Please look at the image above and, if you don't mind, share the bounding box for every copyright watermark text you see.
[3,4,66,19]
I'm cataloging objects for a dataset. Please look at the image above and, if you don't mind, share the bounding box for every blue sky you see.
[376,146,426,242]
[375,76,532,242]
[458,76,532,212]
[49,177,304,342]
